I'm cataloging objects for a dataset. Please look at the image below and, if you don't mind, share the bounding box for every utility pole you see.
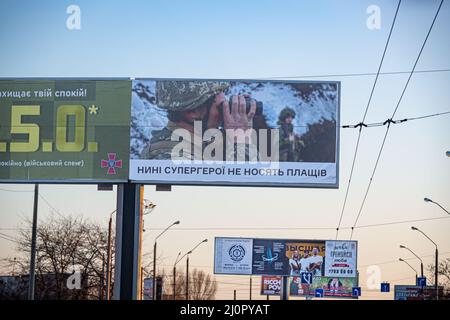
[105,211,115,300]
[28,184,39,300]
[435,247,439,300]
[249,276,252,300]
[173,266,176,300]
[280,276,288,300]
[153,241,157,300]
[186,255,189,300]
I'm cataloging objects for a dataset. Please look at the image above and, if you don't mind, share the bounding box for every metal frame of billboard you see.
[129,78,341,189]
[0,77,131,184]
[213,237,358,277]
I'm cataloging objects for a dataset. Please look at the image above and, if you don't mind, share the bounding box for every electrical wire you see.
[335,0,402,240]
[350,0,445,240]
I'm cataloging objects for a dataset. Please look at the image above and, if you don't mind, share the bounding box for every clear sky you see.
[0,0,449,300]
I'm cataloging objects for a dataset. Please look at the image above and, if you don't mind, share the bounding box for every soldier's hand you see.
[206,93,226,129]
[222,95,256,130]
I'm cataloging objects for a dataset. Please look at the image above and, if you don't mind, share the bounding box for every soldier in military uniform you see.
[277,107,297,162]
[140,81,257,160]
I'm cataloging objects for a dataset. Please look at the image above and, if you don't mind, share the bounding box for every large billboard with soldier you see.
[129,79,340,187]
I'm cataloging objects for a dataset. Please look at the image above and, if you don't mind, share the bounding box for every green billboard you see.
[0,79,131,182]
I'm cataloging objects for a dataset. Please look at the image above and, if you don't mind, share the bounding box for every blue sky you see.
[0,0,449,299]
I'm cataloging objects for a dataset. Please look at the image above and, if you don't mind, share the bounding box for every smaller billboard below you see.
[143,278,153,300]
[260,276,282,296]
[394,285,443,300]
[290,276,358,298]
[214,237,357,277]
[214,237,253,275]
[324,240,357,278]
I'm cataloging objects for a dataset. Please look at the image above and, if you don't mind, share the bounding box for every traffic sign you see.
[381,282,390,292]
[352,287,361,297]
[315,288,324,298]
[301,272,313,285]
[416,277,427,287]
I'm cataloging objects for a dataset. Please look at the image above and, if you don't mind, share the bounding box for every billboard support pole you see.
[113,183,142,300]
[249,276,252,300]
[281,276,288,300]
[27,183,39,300]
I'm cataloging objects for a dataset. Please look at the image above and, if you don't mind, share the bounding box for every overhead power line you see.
[335,0,402,240]
[342,110,450,129]
[350,0,445,240]
[259,68,450,79]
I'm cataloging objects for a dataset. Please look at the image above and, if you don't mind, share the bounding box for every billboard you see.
[130,79,340,188]
[290,276,358,298]
[252,239,288,275]
[143,277,153,300]
[260,276,282,296]
[214,238,357,277]
[394,285,443,300]
[324,240,357,278]
[0,79,131,182]
[285,241,326,277]
[214,237,253,275]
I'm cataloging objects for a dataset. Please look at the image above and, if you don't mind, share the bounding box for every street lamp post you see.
[185,239,208,300]
[411,226,439,300]
[153,220,180,300]
[398,258,418,280]
[424,197,450,215]
[172,252,181,300]
[399,245,424,278]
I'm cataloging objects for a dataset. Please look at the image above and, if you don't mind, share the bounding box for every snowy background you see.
[130,80,338,159]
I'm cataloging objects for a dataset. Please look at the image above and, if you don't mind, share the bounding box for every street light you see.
[424,197,449,215]
[398,258,418,279]
[399,245,424,278]
[186,239,208,300]
[411,226,439,300]
[172,252,182,300]
[153,220,180,300]
[143,200,157,216]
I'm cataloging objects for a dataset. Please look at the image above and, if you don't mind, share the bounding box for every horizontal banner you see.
[1,78,340,187]
[0,79,131,182]
[214,237,357,277]
[130,79,340,188]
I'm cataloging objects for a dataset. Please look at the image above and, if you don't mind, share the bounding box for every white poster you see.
[214,237,253,275]
[324,240,357,278]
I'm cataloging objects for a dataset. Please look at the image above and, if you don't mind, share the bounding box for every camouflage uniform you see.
[278,107,296,162]
[140,81,230,160]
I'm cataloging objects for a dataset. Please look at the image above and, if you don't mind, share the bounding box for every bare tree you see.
[165,269,217,300]
[427,258,450,299]
[1,214,114,300]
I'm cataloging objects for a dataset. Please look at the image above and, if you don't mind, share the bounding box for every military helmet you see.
[156,80,230,111]
[278,107,296,121]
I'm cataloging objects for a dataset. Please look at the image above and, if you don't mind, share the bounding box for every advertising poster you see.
[324,240,357,278]
[214,237,253,275]
[0,79,131,182]
[290,276,357,298]
[143,278,153,300]
[252,239,288,275]
[129,79,340,187]
[260,276,282,296]
[394,285,443,300]
[285,241,326,277]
